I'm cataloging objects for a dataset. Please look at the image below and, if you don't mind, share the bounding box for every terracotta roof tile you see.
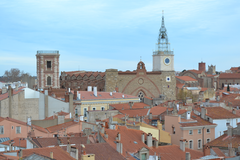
[211,147,226,157]
[176,76,198,82]
[219,73,240,79]
[188,69,203,74]
[46,120,80,133]
[45,111,69,120]
[22,146,75,160]
[152,144,203,160]
[180,113,216,127]
[31,137,88,147]
[0,154,18,160]
[205,107,240,119]
[207,134,240,149]
[176,83,185,88]
[0,87,25,101]
[2,137,26,148]
[150,106,167,115]
[75,143,125,160]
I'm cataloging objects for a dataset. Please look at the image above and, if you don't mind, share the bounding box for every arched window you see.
[138,91,145,101]
[47,76,51,85]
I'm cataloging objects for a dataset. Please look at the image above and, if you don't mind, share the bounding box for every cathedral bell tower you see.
[152,11,176,100]
[152,11,174,72]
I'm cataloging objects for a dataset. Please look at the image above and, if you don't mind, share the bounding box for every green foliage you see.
[227,84,230,92]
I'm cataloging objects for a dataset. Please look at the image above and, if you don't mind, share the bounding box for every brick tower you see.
[36,50,60,89]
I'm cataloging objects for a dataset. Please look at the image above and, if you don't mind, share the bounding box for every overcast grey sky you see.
[0,0,240,76]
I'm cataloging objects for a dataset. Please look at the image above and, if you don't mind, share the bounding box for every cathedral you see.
[37,13,176,101]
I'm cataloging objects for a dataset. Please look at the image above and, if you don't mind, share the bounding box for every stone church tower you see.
[36,50,60,89]
[152,12,176,99]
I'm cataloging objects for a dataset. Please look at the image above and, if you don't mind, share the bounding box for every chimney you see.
[233,109,236,114]
[50,152,53,159]
[68,88,71,93]
[4,146,7,152]
[58,115,65,125]
[116,141,123,154]
[154,140,158,148]
[110,92,112,96]
[93,87,97,97]
[117,132,121,141]
[77,92,81,100]
[149,113,152,120]
[16,85,18,91]
[69,93,74,118]
[147,133,152,147]
[204,146,210,156]
[237,123,240,135]
[67,142,71,153]
[229,147,235,157]
[228,126,233,137]
[201,107,207,120]
[180,139,186,152]
[199,62,206,72]
[9,143,12,151]
[185,152,191,160]
[74,90,77,100]
[57,137,63,145]
[87,86,92,92]
[129,101,133,109]
[104,131,108,139]
[141,133,145,143]
[65,93,69,102]
[19,149,23,158]
[115,87,119,92]
[8,86,13,118]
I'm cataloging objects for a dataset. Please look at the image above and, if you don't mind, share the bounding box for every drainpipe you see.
[202,127,205,152]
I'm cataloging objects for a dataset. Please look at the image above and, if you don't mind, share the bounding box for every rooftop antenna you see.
[140,56,142,61]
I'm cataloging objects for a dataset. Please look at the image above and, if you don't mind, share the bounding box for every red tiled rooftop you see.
[180,113,216,127]
[45,111,69,120]
[64,71,105,78]
[2,137,26,148]
[118,108,150,117]
[206,107,240,119]
[176,76,198,82]
[22,146,75,160]
[150,106,168,115]
[176,83,185,88]
[152,144,203,160]
[219,73,240,79]
[207,134,240,149]
[31,137,88,148]
[0,87,25,101]
[188,69,203,74]
[46,120,80,133]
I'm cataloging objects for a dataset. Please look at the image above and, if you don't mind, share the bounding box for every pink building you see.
[165,110,216,151]
[0,117,48,140]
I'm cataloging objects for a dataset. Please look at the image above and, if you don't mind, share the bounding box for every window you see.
[84,108,87,117]
[101,107,105,111]
[12,126,14,130]
[47,76,51,85]
[189,130,193,135]
[16,126,21,134]
[206,138,211,143]
[172,127,175,134]
[0,126,4,134]
[206,128,210,133]
[47,61,51,68]
[198,139,202,149]
[138,91,145,101]
[141,153,147,160]
[198,129,201,134]
[189,140,193,149]
[92,107,96,111]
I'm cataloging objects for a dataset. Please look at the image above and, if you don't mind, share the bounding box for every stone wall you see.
[105,69,118,92]
[0,91,39,122]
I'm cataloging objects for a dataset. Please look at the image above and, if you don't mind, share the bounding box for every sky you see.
[0,0,240,76]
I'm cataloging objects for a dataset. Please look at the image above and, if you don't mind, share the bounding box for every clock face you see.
[164,58,170,65]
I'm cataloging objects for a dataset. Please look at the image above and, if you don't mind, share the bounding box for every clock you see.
[166,76,171,82]
[164,57,170,65]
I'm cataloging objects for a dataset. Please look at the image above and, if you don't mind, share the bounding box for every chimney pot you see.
[50,152,53,159]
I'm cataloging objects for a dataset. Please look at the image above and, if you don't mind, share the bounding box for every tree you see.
[227,84,230,92]
[2,68,25,82]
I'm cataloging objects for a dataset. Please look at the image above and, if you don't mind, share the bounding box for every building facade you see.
[60,14,176,101]
[36,50,60,89]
